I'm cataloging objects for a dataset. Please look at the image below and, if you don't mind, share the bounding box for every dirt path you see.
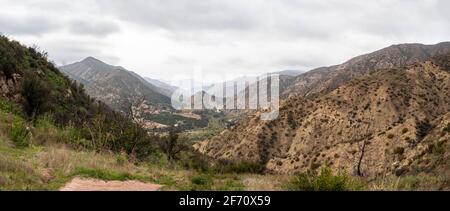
[60,177,163,191]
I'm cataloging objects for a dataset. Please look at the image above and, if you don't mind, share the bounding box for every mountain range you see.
[195,42,450,177]
[58,42,450,178]
[60,57,178,129]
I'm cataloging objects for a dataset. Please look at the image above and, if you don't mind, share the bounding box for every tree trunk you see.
[357,140,367,177]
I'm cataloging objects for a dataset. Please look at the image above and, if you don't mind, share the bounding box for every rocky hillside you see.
[60,57,171,114]
[283,42,450,98]
[60,57,178,129]
[60,58,216,130]
[196,43,450,178]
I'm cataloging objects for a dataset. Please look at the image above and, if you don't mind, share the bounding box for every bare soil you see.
[60,177,163,191]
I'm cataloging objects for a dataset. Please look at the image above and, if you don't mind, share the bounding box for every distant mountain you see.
[283,42,450,98]
[144,77,178,98]
[273,70,304,77]
[191,70,304,107]
[60,57,171,119]
[196,42,450,177]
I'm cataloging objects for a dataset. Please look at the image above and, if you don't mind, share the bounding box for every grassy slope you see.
[0,139,289,191]
[0,101,289,191]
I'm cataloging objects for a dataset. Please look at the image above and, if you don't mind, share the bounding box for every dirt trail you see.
[60,177,163,191]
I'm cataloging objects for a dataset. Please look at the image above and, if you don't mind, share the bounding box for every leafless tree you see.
[356,121,372,177]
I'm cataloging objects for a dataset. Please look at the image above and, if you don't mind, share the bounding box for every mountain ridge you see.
[195,42,450,177]
[60,57,171,117]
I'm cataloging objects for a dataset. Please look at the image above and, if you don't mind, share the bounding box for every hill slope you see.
[60,57,171,115]
[284,42,450,98]
[196,43,450,178]
[0,36,155,158]
[144,77,178,98]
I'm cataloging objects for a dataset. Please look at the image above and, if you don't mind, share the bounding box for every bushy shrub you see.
[394,147,405,155]
[402,128,409,134]
[416,120,433,140]
[181,151,211,172]
[0,36,25,80]
[427,141,445,155]
[21,73,50,119]
[212,160,265,174]
[158,128,187,161]
[73,167,133,181]
[32,115,85,148]
[191,175,212,185]
[286,167,363,191]
[10,117,31,148]
[0,97,22,115]
[190,174,214,190]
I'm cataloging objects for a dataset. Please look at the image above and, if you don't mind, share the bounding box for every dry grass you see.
[242,174,290,191]
[38,146,135,175]
[369,177,402,191]
[368,174,449,191]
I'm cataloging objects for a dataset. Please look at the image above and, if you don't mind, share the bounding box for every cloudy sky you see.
[1,0,449,81]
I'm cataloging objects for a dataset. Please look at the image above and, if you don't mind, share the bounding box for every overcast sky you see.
[1,0,449,81]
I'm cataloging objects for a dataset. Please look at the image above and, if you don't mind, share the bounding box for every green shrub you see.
[192,175,211,185]
[9,117,31,148]
[402,128,409,134]
[21,73,50,119]
[0,97,22,115]
[181,151,211,172]
[212,161,265,174]
[190,174,214,190]
[394,147,405,155]
[428,141,445,155]
[33,115,84,147]
[183,154,266,174]
[73,167,133,181]
[387,134,395,139]
[158,128,187,161]
[416,120,433,140]
[286,167,363,191]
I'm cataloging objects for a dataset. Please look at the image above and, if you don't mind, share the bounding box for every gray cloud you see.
[97,0,257,32]
[0,0,449,80]
[0,14,60,36]
[41,39,119,66]
[68,20,120,37]
[276,57,328,69]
